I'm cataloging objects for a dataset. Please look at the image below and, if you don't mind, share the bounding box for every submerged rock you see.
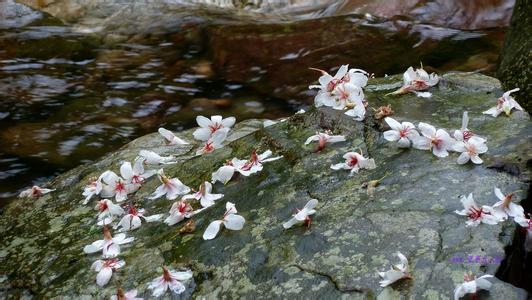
[0,73,530,298]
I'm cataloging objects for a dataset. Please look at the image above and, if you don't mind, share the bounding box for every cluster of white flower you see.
[309,65,369,121]
[383,112,489,165]
[75,114,285,297]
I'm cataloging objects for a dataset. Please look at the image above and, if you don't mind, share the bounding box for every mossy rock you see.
[0,73,530,299]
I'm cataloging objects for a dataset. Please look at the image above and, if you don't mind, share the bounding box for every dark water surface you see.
[0,1,507,206]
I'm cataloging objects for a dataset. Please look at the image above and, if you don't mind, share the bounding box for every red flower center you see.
[115,181,126,193]
[462,130,473,140]
[209,123,222,133]
[412,79,428,90]
[467,207,489,221]
[348,156,358,167]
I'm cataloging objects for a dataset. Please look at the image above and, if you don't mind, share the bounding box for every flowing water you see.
[0,0,510,206]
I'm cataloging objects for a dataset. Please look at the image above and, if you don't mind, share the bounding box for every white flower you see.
[98,171,133,202]
[83,226,134,258]
[333,82,365,111]
[309,65,350,107]
[453,136,488,165]
[203,202,245,240]
[282,199,318,229]
[413,122,454,157]
[378,252,412,287]
[91,258,125,287]
[514,212,532,252]
[95,199,125,226]
[183,181,223,208]
[211,163,237,185]
[236,150,283,176]
[138,150,175,165]
[389,65,438,97]
[82,178,101,205]
[196,128,228,155]
[110,288,142,300]
[491,187,523,218]
[309,65,369,108]
[149,169,191,200]
[383,117,419,148]
[19,185,55,198]
[147,267,193,297]
[305,131,346,151]
[115,205,163,231]
[164,201,193,226]
[120,159,156,191]
[454,193,505,227]
[193,115,235,141]
[158,127,189,145]
[453,272,493,300]
[331,151,376,175]
[483,88,523,117]
[453,112,484,142]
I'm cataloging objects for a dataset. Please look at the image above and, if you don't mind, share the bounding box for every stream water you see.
[0,0,510,206]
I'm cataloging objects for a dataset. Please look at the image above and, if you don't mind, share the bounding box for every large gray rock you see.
[497,0,531,112]
[0,72,530,299]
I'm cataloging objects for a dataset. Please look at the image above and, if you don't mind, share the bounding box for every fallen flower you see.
[331,151,376,174]
[110,288,142,300]
[196,128,228,155]
[179,220,196,234]
[378,252,412,287]
[203,202,245,240]
[82,177,101,205]
[83,226,134,258]
[158,127,189,145]
[333,82,365,112]
[164,201,193,226]
[91,258,125,287]
[19,185,55,198]
[388,65,438,97]
[282,199,318,229]
[453,272,493,300]
[120,159,156,192]
[491,187,523,218]
[149,169,191,200]
[115,205,163,231]
[483,88,523,117]
[362,173,389,196]
[99,170,132,202]
[95,199,125,226]
[515,213,532,252]
[237,150,283,176]
[413,122,453,157]
[193,115,235,141]
[453,136,488,165]
[211,163,237,185]
[383,117,419,148]
[147,267,193,297]
[453,112,479,142]
[454,193,505,227]
[374,104,394,120]
[305,131,346,152]
[183,181,223,208]
[138,150,175,165]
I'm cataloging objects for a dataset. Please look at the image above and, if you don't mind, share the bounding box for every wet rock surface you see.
[0,72,530,298]
[16,0,515,30]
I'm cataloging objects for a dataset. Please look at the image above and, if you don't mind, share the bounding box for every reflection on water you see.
[0,0,508,206]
